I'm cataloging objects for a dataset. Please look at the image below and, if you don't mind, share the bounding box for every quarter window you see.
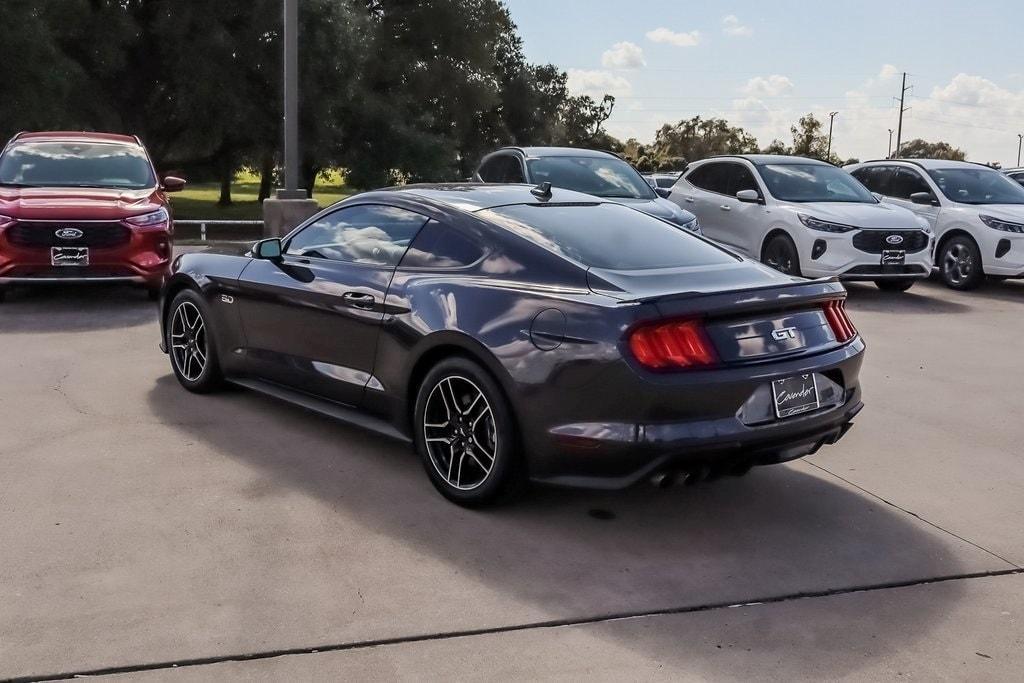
[285,205,428,266]
[400,219,485,269]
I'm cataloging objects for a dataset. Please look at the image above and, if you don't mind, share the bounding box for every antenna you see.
[530,182,553,199]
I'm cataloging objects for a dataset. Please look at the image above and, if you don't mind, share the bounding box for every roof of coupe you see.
[384,182,609,212]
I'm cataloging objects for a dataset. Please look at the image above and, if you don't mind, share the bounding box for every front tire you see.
[874,279,915,292]
[762,234,802,276]
[413,357,523,507]
[939,235,984,290]
[166,289,224,393]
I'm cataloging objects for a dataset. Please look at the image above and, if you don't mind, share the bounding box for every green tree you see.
[896,138,966,161]
[651,116,759,164]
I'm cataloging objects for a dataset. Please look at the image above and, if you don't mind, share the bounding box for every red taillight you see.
[628,318,718,370]
[823,299,857,343]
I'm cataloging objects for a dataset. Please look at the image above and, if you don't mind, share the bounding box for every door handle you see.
[719,205,732,211]
[684,196,695,203]
[343,292,376,309]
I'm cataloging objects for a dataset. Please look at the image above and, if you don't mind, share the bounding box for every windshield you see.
[479,202,735,271]
[926,167,1024,205]
[526,156,656,200]
[758,163,877,203]
[0,142,156,190]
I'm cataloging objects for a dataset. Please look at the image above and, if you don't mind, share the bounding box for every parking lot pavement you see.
[0,272,1022,680]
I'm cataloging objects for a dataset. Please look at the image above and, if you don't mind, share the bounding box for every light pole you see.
[1017,133,1023,167]
[888,129,894,159]
[280,0,305,199]
[826,111,838,159]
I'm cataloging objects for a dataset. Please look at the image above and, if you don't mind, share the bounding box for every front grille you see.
[6,222,132,249]
[851,230,929,254]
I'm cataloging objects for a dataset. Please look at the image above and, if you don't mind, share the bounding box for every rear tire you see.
[413,357,524,507]
[762,234,802,277]
[874,279,915,292]
[166,289,224,393]
[938,235,984,290]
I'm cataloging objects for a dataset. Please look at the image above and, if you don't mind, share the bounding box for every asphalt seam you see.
[7,567,1023,683]
[806,460,1023,569]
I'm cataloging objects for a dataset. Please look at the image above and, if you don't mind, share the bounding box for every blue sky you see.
[505,0,1024,164]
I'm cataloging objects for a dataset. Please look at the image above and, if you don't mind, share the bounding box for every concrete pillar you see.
[262,196,320,238]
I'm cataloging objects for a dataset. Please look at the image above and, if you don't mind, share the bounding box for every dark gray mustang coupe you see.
[160,183,864,506]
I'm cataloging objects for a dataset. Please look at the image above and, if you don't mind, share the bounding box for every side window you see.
[1012,172,1024,187]
[399,219,485,269]
[890,168,931,199]
[478,155,523,183]
[687,163,729,194]
[285,205,428,267]
[731,164,760,195]
[854,166,895,195]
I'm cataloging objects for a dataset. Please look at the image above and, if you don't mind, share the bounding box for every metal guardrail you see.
[176,219,264,241]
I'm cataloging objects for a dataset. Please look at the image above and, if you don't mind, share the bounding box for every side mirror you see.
[161,175,186,193]
[253,238,282,260]
[910,191,938,206]
[736,189,763,204]
[871,192,884,202]
[655,187,672,199]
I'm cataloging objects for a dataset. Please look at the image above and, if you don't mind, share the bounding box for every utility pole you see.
[1017,133,1023,167]
[887,129,894,158]
[262,0,318,238]
[826,111,838,159]
[894,72,912,159]
[280,0,304,199]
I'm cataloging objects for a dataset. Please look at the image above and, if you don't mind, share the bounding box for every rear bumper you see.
[521,337,865,489]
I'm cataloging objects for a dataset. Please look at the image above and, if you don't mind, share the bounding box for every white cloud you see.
[742,74,795,98]
[645,27,702,47]
[722,15,753,37]
[601,41,645,69]
[879,64,900,81]
[566,69,632,99]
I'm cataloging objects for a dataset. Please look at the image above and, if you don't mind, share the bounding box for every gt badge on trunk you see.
[772,373,820,419]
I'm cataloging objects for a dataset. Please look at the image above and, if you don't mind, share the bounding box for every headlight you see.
[798,214,857,233]
[680,217,701,234]
[125,207,170,227]
[979,214,1024,233]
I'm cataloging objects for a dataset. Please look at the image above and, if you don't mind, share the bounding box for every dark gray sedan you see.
[160,184,864,506]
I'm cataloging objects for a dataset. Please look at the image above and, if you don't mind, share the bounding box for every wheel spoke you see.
[422,374,498,491]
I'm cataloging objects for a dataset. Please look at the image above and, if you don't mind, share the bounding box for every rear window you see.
[477,202,737,271]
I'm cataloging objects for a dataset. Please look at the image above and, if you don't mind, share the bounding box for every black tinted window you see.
[286,204,428,266]
[852,166,895,195]
[732,164,760,194]
[687,163,730,194]
[478,202,736,271]
[400,219,484,268]
[890,168,931,199]
[479,155,524,183]
[0,141,155,189]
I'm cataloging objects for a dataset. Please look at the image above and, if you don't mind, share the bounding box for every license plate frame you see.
[881,249,906,266]
[771,373,821,419]
[51,247,89,267]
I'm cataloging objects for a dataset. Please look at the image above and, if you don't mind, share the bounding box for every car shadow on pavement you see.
[842,281,971,314]
[0,284,157,332]
[142,374,975,678]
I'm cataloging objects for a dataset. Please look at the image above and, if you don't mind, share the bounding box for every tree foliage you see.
[896,138,967,161]
[0,0,622,194]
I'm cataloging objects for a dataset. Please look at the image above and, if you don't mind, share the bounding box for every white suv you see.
[668,155,933,291]
[847,159,1024,289]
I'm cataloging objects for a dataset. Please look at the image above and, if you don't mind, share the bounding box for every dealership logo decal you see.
[885,234,904,245]
[55,227,84,240]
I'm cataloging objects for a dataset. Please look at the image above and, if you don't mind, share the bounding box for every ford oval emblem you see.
[55,227,84,240]
[885,234,904,245]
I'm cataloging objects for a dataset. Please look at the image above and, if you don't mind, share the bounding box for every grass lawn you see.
[170,170,353,222]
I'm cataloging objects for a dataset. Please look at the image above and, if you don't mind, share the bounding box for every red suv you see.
[0,131,184,301]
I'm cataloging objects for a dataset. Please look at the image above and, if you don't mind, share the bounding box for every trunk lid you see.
[588,263,850,364]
